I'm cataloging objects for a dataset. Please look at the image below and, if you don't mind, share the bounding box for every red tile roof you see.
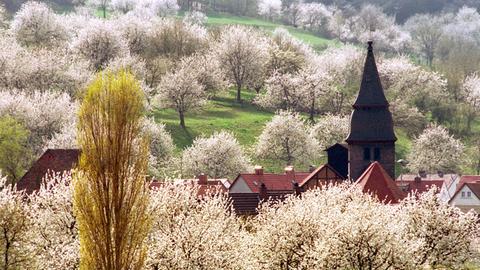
[17,149,80,194]
[233,171,310,193]
[229,167,310,214]
[449,182,480,203]
[356,162,406,203]
[459,175,480,187]
[395,179,444,194]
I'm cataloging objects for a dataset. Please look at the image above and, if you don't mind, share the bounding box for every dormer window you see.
[467,191,472,198]
[462,191,466,198]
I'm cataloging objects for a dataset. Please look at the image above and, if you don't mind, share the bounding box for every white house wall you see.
[229,176,253,193]
[450,185,480,213]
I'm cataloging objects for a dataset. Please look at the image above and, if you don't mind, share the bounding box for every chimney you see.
[414,176,421,183]
[437,170,444,177]
[198,173,207,184]
[254,165,264,175]
[259,183,268,201]
[285,166,295,180]
[309,165,316,173]
[292,181,302,196]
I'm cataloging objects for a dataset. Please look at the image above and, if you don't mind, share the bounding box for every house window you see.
[374,147,381,161]
[363,148,371,160]
[461,191,466,198]
[467,191,472,198]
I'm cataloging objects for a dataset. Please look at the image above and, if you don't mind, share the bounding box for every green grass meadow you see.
[206,13,336,51]
[153,89,412,175]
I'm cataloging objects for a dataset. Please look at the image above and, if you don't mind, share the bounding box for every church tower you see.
[346,41,397,181]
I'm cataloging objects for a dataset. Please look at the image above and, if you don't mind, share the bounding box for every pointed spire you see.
[346,41,397,143]
[353,41,389,109]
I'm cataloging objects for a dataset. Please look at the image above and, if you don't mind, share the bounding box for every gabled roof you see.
[299,164,345,187]
[324,143,348,151]
[228,169,310,215]
[17,149,80,194]
[355,162,406,203]
[353,41,389,109]
[459,175,480,187]
[449,182,480,203]
[230,171,310,193]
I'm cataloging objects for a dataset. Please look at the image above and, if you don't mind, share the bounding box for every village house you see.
[446,175,480,213]
[229,165,345,214]
[17,149,80,194]
[449,181,480,213]
[396,172,454,199]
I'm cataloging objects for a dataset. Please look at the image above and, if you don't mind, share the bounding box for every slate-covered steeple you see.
[352,41,389,109]
[346,41,396,181]
[346,41,396,143]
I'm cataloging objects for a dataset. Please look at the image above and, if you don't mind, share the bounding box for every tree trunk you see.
[102,6,106,19]
[309,99,316,123]
[179,110,186,129]
[285,138,292,166]
[4,229,9,270]
[236,84,242,103]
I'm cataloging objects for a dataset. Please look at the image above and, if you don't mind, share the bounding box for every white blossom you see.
[0,174,33,269]
[71,20,127,70]
[183,11,207,25]
[256,110,318,166]
[0,90,77,155]
[463,73,480,110]
[214,25,269,102]
[137,0,179,17]
[407,124,465,173]
[310,114,349,151]
[142,118,174,177]
[298,2,332,34]
[111,0,137,13]
[155,58,206,128]
[258,0,282,20]
[11,1,68,48]
[28,172,79,270]
[181,131,251,179]
[401,188,479,268]
[147,184,242,270]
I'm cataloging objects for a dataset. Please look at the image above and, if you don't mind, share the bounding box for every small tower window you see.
[374,147,381,161]
[363,148,371,160]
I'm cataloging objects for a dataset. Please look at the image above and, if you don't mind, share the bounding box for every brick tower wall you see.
[348,143,395,181]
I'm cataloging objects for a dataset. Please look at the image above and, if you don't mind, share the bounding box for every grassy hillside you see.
[206,13,336,51]
[153,89,412,175]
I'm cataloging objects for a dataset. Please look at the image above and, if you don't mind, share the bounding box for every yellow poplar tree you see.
[73,70,151,270]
